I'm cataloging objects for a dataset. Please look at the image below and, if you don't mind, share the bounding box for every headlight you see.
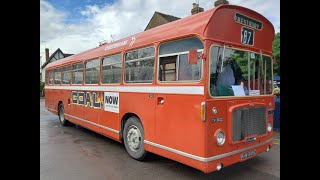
[216,130,226,146]
[268,122,272,132]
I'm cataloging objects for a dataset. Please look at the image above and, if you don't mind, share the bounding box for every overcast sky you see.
[40,0,280,65]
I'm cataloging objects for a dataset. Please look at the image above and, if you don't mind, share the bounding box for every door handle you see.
[157,97,164,105]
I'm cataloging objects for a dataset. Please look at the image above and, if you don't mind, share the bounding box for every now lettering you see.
[105,96,118,105]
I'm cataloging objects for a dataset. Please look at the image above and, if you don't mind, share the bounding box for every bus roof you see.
[47,5,274,69]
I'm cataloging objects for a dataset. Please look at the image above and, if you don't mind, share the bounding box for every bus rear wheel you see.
[58,103,69,126]
[123,117,147,160]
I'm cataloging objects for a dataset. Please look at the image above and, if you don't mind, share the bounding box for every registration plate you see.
[240,149,256,160]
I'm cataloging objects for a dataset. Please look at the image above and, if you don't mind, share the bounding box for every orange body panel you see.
[205,97,274,156]
[45,5,275,173]
[205,7,274,54]
[119,92,156,141]
[154,94,205,156]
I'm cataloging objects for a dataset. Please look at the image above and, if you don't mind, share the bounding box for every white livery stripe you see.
[45,85,204,95]
[65,113,119,134]
[45,107,119,134]
[144,138,273,162]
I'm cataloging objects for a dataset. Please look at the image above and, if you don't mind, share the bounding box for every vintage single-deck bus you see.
[45,4,275,173]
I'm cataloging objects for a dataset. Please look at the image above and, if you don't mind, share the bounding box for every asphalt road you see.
[40,99,280,180]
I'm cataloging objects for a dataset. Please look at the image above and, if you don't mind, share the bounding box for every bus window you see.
[45,70,49,84]
[264,56,273,94]
[125,46,155,83]
[72,63,83,84]
[209,46,273,96]
[85,59,100,84]
[49,70,53,85]
[159,37,203,82]
[61,66,71,84]
[54,68,61,85]
[102,53,122,84]
[159,56,176,81]
[178,54,201,80]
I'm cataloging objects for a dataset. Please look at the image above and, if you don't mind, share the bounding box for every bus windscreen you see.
[209,46,272,97]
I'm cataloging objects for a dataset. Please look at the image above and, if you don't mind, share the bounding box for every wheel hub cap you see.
[127,125,142,152]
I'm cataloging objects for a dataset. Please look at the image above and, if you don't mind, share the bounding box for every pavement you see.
[40,99,280,180]
[273,131,280,145]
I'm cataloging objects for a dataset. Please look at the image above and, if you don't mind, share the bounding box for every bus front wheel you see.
[58,103,69,126]
[123,117,147,160]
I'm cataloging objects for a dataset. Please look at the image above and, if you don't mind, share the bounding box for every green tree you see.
[272,32,280,76]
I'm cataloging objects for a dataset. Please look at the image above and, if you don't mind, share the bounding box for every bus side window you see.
[54,68,61,85]
[85,58,100,84]
[158,37,203,82]
[49,70,54,85]
[72,63,83,85]
[102,53,122,84]
[125,46,155,83]
[62,66,71,84]
[45,70,49,84]
[159,56,177,81]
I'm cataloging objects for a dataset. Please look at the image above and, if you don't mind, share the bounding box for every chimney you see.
[214,0,229,7]
[191,3,204,15]
[45,48,49,62]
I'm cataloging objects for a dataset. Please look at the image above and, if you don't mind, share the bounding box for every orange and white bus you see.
[45,4,275,173]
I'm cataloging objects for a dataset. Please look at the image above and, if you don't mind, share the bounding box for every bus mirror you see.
[188,49,198,64]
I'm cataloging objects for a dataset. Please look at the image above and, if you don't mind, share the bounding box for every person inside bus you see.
[216,56,244,96]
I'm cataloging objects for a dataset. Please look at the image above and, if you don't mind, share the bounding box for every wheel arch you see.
[120,113,143,142]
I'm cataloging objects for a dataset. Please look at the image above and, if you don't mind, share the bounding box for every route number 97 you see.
[241,27,254,45]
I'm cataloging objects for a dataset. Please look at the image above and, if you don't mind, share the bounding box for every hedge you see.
[40,82,45,92]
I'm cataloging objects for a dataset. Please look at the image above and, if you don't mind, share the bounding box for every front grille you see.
[232,106,266,142]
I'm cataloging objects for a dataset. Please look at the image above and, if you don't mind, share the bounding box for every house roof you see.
[144,11,181,31]
[156,11,181,22]
[63,53,74,57]
[41,48,74,69]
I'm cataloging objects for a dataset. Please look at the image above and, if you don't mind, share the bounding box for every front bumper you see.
[203,138,273,173]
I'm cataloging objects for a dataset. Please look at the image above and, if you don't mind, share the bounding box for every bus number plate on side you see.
[241,26,254,46]
[240,149,256,160]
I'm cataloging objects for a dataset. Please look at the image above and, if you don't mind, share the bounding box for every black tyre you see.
[58,103,69,126]
[123,116,147,160]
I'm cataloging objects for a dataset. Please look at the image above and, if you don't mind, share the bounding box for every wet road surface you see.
[40,99,280,180]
